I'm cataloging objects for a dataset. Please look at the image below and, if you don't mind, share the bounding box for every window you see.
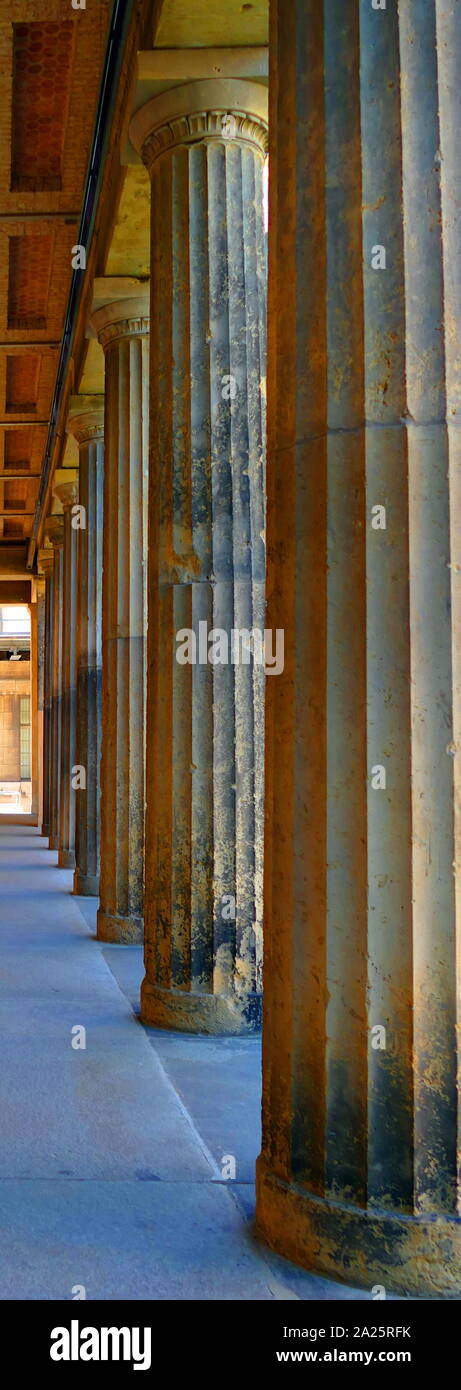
[0,605,31,637]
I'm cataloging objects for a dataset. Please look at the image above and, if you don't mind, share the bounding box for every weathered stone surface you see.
[44,515,64,853]
[53,479,78,871]
[130,80,267,1033]
[255,0,461,1297]
[91,292,149,943]
[67,400,104,898]
[37,548,54,837]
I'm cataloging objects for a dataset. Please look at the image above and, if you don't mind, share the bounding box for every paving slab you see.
[0,829,212,1182]
[0,825,411,1301]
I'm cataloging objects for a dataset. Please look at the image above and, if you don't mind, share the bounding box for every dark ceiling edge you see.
[26,0,135,572]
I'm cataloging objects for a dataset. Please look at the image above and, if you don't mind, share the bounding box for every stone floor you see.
[0,823,406,1301]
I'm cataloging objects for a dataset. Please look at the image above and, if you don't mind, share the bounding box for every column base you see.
[57,849,76,869]
[141,977,262,1035]
[40,822,50,838]
[48,834,58,850]
[96,908,143,943]
[73,868,99,897]
[256,1156,461,1298]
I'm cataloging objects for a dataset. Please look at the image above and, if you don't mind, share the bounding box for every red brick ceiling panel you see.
[0,348,54,422]
[11,22,75,192]
[0,1,111,211]
[4,427,34,470]
[4,479,27,510]
[5,354,40,414]
[3,519,23,538]
[7,233,53,329]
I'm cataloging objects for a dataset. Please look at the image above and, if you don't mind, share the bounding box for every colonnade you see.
[35,4,461,1298]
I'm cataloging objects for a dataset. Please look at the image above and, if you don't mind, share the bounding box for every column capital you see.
[67,394,105,446]
[90,279,149,350]
[37,546,54,578]
[54,478,79,512]
[129,78,268,169]
[44,515,64,549]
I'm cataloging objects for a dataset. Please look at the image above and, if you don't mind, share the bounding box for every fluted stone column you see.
[44,516,64,852]
[38,547,54,837]
[130,80,268,1032]
[254,0,461,1298]
[54,480,78,870]
[91,291,149,942]
[67,399,104,897]
[29,597,39,819]
[35,574,46,827]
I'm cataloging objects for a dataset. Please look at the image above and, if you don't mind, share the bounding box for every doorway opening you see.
[0,604,31,814]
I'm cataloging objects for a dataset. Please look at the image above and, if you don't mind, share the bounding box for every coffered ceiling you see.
[0,0,110,570]
[0,0,268,577]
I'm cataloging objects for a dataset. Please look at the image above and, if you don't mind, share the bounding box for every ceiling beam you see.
[137,47,268,81]
[0,212,80,221]
[0,342,60,349]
